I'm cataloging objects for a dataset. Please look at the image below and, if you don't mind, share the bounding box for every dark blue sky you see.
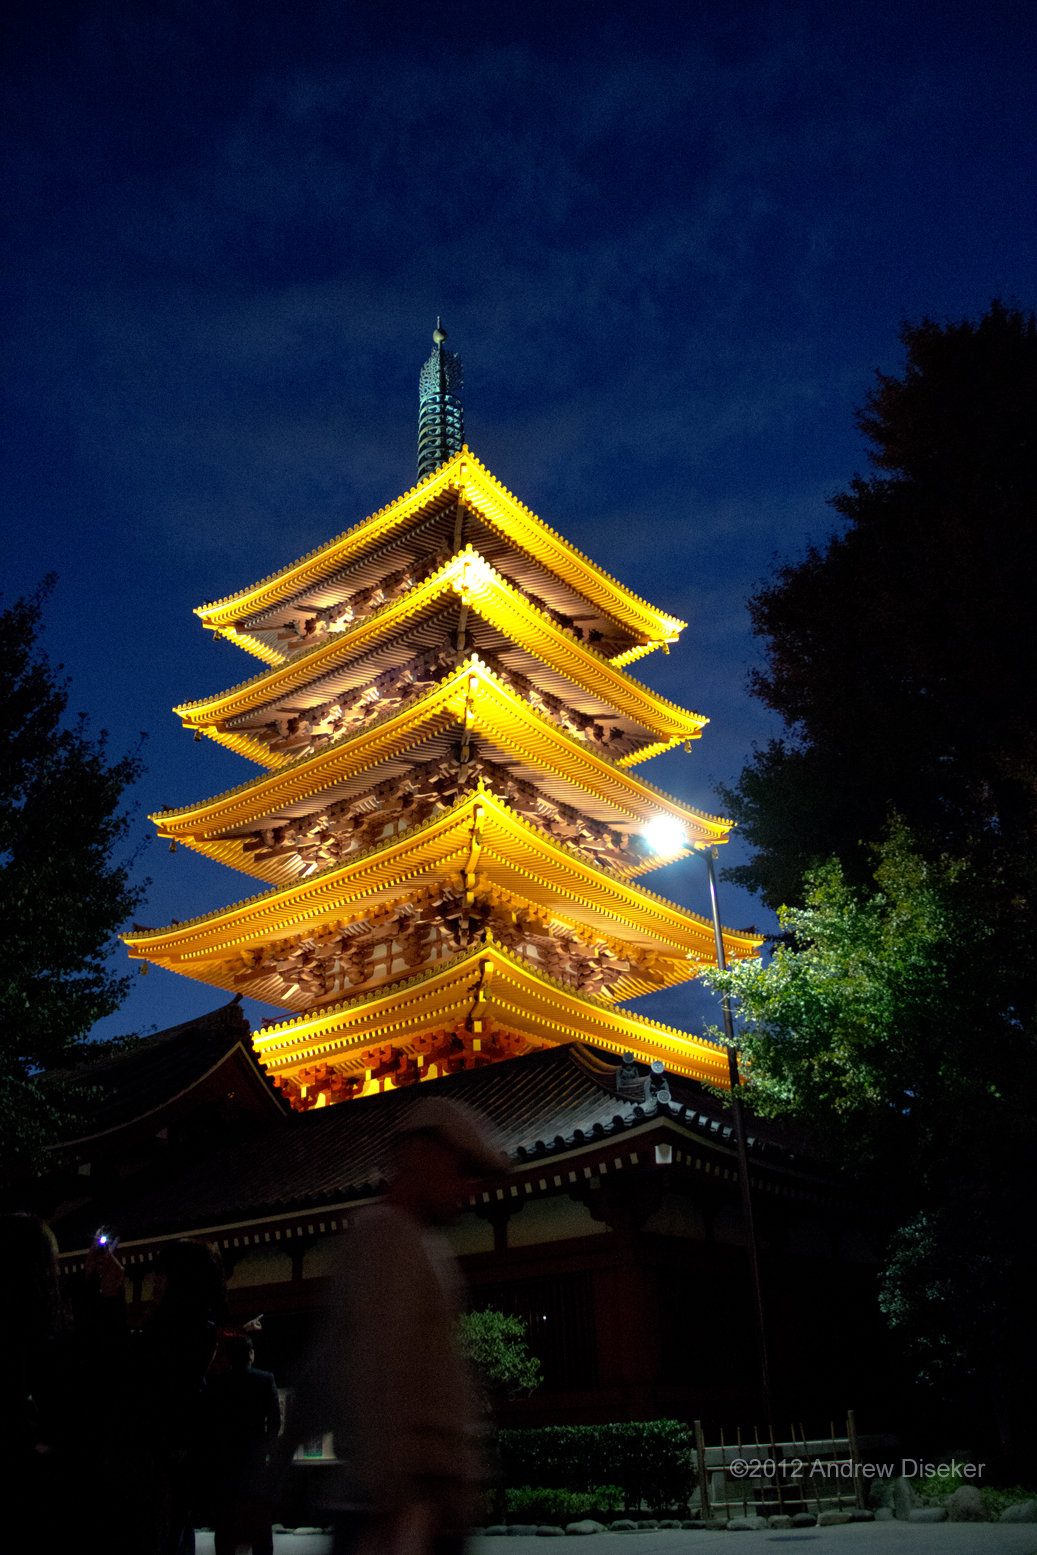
[4,0,1035,1043]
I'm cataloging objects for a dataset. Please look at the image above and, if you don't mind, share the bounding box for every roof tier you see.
[177,549,706,770]
[128,439,754,1110]
[153,656,732,882]
[52,1043,828,1256]
[196,450,685,660]
[246,936,734,1107]
[126,785,759,1013]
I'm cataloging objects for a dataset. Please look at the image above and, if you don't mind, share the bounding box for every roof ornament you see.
[616,1051,647,1101]
[418,317,464,481]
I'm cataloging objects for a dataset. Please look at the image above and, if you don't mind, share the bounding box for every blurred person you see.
[203,1334,281,1555]
[296,1097,507,1555]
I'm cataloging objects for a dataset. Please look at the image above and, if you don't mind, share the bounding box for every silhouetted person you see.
[0,1213,134,1554]
[297,1096,506,1555]
[204,1335,281,1555]
[0,1213,69,1553]
[107,1237,226,1555]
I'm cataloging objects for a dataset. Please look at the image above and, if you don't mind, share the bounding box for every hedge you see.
[497,1422,695,1513]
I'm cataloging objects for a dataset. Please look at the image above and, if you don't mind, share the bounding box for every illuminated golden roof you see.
[126,786,758,1001]
[195,449,685,648]
[152,657,732,868]
[176,549,706,765]
[127,429,761,1110]
[249,936,734,1089]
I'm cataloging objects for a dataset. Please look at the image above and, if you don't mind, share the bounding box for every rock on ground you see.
[1001,1500,1037,1522]
[946,1486,987,1521]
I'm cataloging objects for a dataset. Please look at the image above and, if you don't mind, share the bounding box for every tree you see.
[879,1195,1037,1453]
[703,822,1037,1443]
[704,822,1037,1197]
[0,577,148,1173]
[721,301,1037,909]
[455,1307,542,1402]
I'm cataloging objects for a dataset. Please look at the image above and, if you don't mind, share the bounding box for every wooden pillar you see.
[582,1177,664,1418]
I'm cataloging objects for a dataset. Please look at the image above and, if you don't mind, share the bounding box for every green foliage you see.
[504,1486,623,1522]
[980,1486,1037,1518]
[0,577,148,1174]
[721,301,1037,909]
[703,821,1037,1438]
[456,1307,541,1399]
[702,822,1037,1195]
[909,1467,970,1501]
[498,1421,695,1514]
[879,1198,1037,1447]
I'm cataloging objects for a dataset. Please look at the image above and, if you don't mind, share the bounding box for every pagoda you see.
[125,328,761,1110]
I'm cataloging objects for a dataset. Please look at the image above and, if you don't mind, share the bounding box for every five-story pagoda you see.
[125,329,760,1110]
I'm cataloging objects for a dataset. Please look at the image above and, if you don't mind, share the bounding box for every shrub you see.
[498,1421,695,1513]
[980,1486,1037,1519]
[456,1308,541,1400]
[505,1486,624,1523]
[910,1467,970,1501]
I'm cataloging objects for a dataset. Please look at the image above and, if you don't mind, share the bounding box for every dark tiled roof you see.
[44,1000,255,1141]
[54,1043,823,1251]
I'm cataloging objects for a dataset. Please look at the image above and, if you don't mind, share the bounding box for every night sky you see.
[4,0,1035,1044]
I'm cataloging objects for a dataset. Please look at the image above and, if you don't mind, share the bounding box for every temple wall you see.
[643,1191,707,1240]
[508,1193,602,1247]
[227,1245,293,1288]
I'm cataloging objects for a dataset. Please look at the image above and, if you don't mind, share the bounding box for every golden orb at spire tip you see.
[433,315,447,344]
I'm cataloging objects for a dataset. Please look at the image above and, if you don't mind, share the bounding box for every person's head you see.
[153,1239,227,1319]
[0,1212,62,1338]
[226,1334,254,1371]
[388,1097,507,1226]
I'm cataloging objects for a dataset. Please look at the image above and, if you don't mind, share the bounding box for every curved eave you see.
[150,658,734,850]
[248,938,733,1088]
[126,787,761,970]
[176,549,706,757]
[194,449,685,646]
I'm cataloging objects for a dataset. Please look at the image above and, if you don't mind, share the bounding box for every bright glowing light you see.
[645,815,687,855]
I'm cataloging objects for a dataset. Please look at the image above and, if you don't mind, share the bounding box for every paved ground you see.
[470,1531,1036,1554]
[192,1524,1037,1554]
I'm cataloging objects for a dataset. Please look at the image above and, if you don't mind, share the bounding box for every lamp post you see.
[702,844,772,1419]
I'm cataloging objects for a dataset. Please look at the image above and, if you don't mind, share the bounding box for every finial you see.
[418,323,464,480]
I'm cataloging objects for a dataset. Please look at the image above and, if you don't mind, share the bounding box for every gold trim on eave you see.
[194,450,686,647]
[150,657,732,851]
[125,786,760,970]
[248,937,735,1089]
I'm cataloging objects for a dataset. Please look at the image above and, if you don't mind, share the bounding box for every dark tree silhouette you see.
[0,576,148,1172]
[721,301,1037,908]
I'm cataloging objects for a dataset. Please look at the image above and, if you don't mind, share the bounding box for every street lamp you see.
[644,819,772,1417]
[700,844,772,1418]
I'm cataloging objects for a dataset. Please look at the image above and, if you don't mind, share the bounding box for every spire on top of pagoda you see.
[417,318,464,480]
